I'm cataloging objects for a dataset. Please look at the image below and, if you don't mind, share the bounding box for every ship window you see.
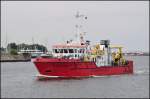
[54,49,59,53]
[79,49,84,53]
[75,54,77,57]
[64,49,68,53]
[78,49,80,53]
[58,49,61,53]
[69,49,74,53]
[74,49,77,53]
[83,49,85,53]
[60,49,63,53]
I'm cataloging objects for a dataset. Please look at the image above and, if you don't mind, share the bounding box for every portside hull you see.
[33,58,133,78]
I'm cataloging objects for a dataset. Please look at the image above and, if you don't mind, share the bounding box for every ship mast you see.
[75,11,87,45]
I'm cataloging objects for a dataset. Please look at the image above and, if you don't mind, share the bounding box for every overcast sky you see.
[1,1,149,52]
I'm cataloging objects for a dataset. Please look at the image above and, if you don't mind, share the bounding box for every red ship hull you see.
[33,58,133,78]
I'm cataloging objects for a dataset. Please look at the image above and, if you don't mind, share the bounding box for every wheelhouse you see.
[52,44,87,59]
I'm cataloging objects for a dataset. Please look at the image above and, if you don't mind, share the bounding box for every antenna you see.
[75,11,87,44]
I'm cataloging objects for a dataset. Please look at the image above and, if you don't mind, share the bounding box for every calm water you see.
[1,56,149,98]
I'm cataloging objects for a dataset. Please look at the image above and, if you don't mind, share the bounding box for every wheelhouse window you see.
[69,49,74,53]
[79,49,85,53]
[60,49,63,53]
[54,49,59,53]
[63,49,68,53]
[74,49,77,53]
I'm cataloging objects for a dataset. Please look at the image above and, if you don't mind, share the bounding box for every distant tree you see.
[17,43,30,50]
[7,43,17,50]
[7,43,18,53]
[7,42,48,53]
[37,44,47,52]
[10,49,18,55]
[31,44,47,52]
